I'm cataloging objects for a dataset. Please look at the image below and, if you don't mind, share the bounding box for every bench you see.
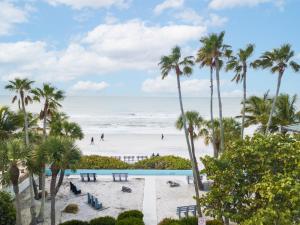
[87,193,103,210]
[176,205,197,218]
[112,173,128,182]
[69,182,81,195]
[80,173,96,182]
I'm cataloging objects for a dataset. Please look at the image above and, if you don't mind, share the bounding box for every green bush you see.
[63,204,79,214]
[133,156,191,169]
[59,220,89,225]
[78,155,130,169]
[0,191,16,225]
[180,217,198,225]
[117,210,143,220]
[206,220,223,225]
[158,218,181,225]
[116,218,144,225]
[90,216,116,225]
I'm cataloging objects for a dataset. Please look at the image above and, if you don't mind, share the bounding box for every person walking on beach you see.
[101,133,104,141]
[161,134,164,140]
[91,137,94,145]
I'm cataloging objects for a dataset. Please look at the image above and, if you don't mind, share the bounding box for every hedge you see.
[0,191,16,225]
[116,217,144,225]
[90,216,116,225]
[158,218,223,225]
[59,220,89,225]
[78,155,191,170]
[117,210,144,220]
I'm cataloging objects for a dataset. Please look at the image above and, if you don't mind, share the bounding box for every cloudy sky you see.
[0,0,299,97]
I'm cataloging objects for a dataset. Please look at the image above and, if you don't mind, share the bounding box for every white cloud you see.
[154,0,184,15]
[208,0,285,10]
[46,0,131,10]
[0,2,28,36]
[0,20,206,82]
[206,14,228,27]
[71,81,109,91]
[142,76,241,97]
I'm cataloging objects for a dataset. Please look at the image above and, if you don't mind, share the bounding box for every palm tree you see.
[59,121,84,140]
[196,38,217,157]
[176,111,204,190]
[0,139,29,225]
[199,32,231,154]
[40,137,81,225]
[226,44,255,139]
[252,44,300,134]
[0,106,21,140]
[199,118,241,154]
[31,83,65,222]
[275,94,300,127]
[5,78,37,225]
[159,46,202,216]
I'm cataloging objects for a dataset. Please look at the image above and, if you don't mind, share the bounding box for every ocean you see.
[1,96,243,159]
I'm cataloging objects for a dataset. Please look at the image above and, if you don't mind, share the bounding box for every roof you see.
[281,123,300,133]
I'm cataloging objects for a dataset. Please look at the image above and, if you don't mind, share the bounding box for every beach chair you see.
[87,193,92,204]
[92,173,96,182]
[90,195,95,207]
[186,175,194,184]
[94,198,103,210]
[176,205,197,218]
[112,173,128,182]
[74,185,81,195]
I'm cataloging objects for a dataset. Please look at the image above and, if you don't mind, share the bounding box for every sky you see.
[0,0,299,97]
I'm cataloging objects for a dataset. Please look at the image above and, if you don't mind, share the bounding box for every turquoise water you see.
[45,169,193,176]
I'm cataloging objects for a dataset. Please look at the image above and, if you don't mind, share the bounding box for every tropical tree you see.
[5,78,37,225]
[0,106,21,140]
[198,31,231,154]
[199,118,241,155]
[41,137,81,225]
[176,111,204,190]
[31,83,65,222]
[252,44,300,134]
[0,139,29,225]
[196,38,217,157]
[226,44,255,139]
[159,46,202,216]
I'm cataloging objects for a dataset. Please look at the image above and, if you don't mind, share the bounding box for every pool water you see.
[45,169,193,176]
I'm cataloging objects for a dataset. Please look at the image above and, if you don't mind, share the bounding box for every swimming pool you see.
[45,169,193,176]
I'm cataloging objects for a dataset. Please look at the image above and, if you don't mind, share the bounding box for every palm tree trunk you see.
[241,66,247,139]
[20,93,37,225]
[55,169,65,195]
[189,128,204,190]
[50,168,58,225]
[176,73,202,217]
[210,66,217,157]
[215,60,224,153]
[13,184,22,225]
[266,72,283,134]
[32,176,39,199]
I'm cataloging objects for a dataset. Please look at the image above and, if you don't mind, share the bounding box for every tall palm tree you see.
[226,44,255,139]
[159,46,202,216]
[176,111,204,190]
[196,39,217,157]
[31,83,65,222]
[199,118,241,154]
[40,137,81,225]
[0,139,29,225]
[199,32,231,154]
[5,78,37,225]
[252,44,300,134]
[0,106,21,140]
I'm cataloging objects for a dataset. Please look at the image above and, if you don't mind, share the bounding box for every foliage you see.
[115,217,144,225]
[199,134,300,224]
[117,210,143,220]
[179,217,198,225]
[0,191,16,225]
[58,220,89,225]
[89,216,116,225]
[133,156,191,169]
[78,155,130,169]
[205,220,223,225]
[158,218,181,225]
[63,204,79,214]
[0,106,22,140]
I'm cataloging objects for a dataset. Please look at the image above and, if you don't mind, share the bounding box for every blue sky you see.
[0,0,299,97]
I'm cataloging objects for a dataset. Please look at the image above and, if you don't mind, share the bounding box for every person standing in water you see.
[91,137,94,145]
[101,133,104,141]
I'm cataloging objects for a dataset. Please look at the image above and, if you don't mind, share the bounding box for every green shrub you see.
[78,155,130,169]
[0,191,16,225]
[90,216,116,225]
[206,220,223,225]
[59,220,89,225]
[134,156,191,169]
[180,217,198,225]
[116,218,144,225]
[117,210,143,220]
[63,204,79,214]
[158,218,181,225]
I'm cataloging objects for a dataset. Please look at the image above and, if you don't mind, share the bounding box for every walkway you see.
[142,176,157,225]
